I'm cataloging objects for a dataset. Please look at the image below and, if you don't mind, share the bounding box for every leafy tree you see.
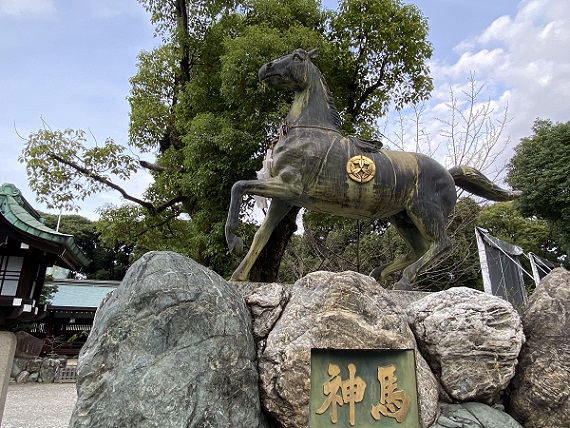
[476,201,561,263]
[40,279,58,305]
[41,213,132,280]
[328,0,432,134]
[507,119,570,256]
[20,0,433,281]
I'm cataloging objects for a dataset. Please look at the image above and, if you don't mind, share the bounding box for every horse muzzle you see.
[258,63,300,91]
[258,64,276,83]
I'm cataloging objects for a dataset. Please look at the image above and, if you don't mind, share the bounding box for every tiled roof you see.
[49,281,119,308]
[0,183,89,269]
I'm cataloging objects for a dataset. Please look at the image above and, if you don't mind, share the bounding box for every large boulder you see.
[69,251,267,428]
[257,271,439,428]
[432,402,522,428]
[407,287,524,404]
[506,268,570,427]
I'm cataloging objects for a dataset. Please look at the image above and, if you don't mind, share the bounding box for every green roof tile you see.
[50,284,116,308]
[0,183,90,269]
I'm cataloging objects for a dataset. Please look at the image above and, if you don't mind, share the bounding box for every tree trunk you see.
[250,206,301,282]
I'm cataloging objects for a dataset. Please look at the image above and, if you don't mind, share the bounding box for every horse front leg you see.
[225,180,249,256]
[226,185,244,257]
[225,177,301,279]
[230,198,293,281]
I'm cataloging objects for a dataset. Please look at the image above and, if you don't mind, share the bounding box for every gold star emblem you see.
[347,155,376,183]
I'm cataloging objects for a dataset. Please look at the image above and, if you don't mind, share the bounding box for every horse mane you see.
[313,63,382,152]
[314,66,342,131]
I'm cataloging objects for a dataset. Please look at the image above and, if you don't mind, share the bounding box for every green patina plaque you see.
[309,349,419,428]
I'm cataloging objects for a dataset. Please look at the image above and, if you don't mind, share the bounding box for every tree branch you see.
[48,151,187,214]
[353,55,389,119]
[140,160,167,172]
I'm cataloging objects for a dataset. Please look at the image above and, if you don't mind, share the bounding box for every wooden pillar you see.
[0,330,16,426]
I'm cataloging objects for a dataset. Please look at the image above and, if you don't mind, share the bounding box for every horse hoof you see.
[394,278,413,291]
[229,237,244,256]
[230,272,247,282]
[370,264,389,281]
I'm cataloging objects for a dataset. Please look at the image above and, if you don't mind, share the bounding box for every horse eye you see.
[293,54,302,61]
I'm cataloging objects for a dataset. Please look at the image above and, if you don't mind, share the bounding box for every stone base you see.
[0,331,17,427]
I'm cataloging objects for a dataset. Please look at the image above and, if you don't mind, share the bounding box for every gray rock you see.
[236,282,291,342]
[236,282,292,364]
[39,358,61,383]
[388,289,431,309]
[506,268,570,428]
[15,370,30,383]
[432,402,522,427]
[69,251,267,428]
[10,357,27,378]
[407,287,524,404]
[25,358,42,374]
[39,358,62,383]
[258,271,439,428]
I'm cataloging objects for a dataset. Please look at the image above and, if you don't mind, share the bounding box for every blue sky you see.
[1,0,569,219]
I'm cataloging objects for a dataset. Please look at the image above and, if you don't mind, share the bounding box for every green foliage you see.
[507,119,570,256]
[20,129,139,211]
[41,212,96,249]
[40,282,58,304]
[41,212,133,280]
[328,0,433,133]
[128,45,177,151]
[476,201,561,261]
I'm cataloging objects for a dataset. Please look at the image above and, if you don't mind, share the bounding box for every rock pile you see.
[69,252,569,428]
[252,271,438,427]
[10,356,67,383]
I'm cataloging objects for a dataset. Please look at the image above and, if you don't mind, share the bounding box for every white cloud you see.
[433,49,506,80]
[477,16,514,45]
[0,0,55,17]
[399,0,570,175]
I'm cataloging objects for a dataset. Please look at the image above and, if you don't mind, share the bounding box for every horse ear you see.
[308,49,318,60]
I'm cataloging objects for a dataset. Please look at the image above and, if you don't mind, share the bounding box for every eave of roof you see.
[0,183,90,270]
[49,284,116,308]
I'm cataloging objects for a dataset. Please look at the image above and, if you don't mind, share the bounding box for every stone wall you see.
[10,356,69,383]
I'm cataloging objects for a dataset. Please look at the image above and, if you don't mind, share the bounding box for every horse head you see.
[258,48,319,92]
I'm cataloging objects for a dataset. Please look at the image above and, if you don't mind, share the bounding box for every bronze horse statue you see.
[225,48,521,289]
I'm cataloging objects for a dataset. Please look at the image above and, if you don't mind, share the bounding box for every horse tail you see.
[449,166,522,201]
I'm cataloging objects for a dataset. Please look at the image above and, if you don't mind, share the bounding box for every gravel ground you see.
[2,382,77,428]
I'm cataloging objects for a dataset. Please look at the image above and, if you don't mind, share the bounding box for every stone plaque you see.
[309,349,419,427]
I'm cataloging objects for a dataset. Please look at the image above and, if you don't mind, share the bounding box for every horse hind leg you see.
[396,204,452,290]
[372,213,430,287]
